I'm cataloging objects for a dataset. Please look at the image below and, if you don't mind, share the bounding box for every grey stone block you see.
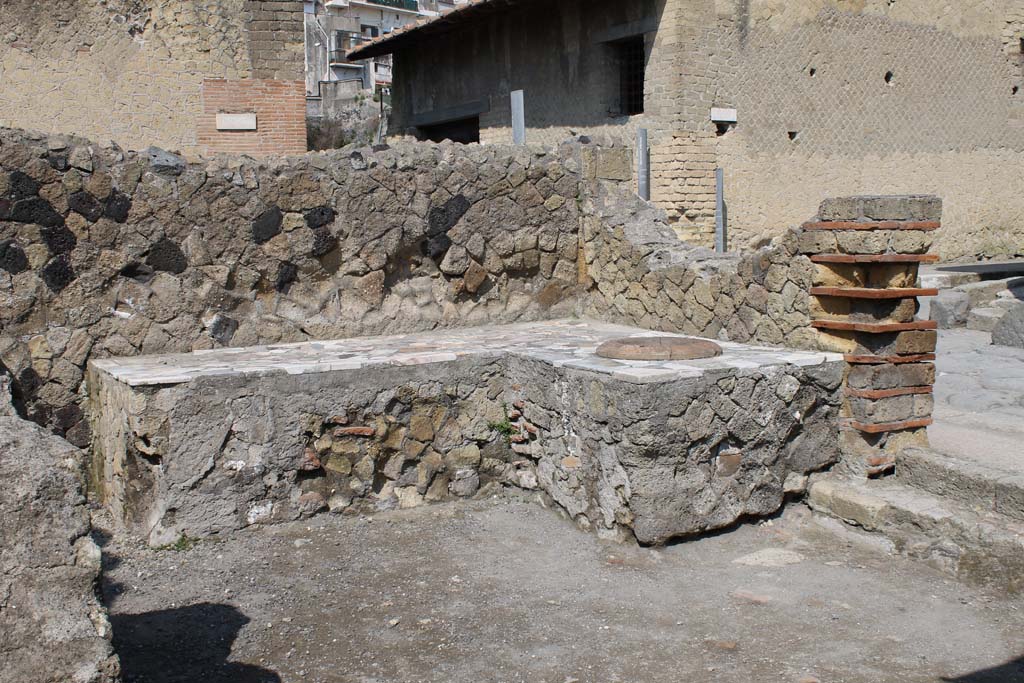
[817,195,942,222]
[0,415,120,682]
[929,290,970,328]
[992,304,1024,348]
[967,307,1002,333]
[145,146,186,176]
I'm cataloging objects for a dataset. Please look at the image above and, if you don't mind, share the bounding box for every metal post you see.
[636,128,650,201]
[511,90,526,145]
[715,167,727,253]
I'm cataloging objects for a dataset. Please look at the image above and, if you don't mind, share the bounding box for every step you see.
[966,307,1002,332]
[896,447,1024,522]
[958,279,1017,308]
[919,270,980,290]
[807,475,1024,593]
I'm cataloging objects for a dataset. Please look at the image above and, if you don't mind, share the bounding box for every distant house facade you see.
[350,0,1024,259]
[304,0,469,121]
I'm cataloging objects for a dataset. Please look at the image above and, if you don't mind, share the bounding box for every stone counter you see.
[89,319,843,545]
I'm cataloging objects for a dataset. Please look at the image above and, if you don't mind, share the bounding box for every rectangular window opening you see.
[617,36,646,116]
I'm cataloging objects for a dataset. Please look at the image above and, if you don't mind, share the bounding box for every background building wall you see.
[389,0,666,145]
[709,0,1024,260]
[389,0,1024,259]
[0,0,306,157]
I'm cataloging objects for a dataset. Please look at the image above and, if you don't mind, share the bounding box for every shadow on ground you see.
[111,603,280,683]
[944,656,1024,682]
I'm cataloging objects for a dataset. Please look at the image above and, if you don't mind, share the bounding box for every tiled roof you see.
[347,0,522,60]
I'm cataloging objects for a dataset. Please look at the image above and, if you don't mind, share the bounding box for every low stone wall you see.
[581,183,819,349]
[0,379,119,683]
[504,352,844,544]
[91,354,515,545]
[1,125,828,449]
[0,127,584,444]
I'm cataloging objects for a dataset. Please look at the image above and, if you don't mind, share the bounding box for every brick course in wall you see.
[199,79,308,157]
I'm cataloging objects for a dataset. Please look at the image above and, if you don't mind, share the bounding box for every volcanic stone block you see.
[818,329,937,356]
[0,239,29,274]
[929,290,970,328]
[846,363,935,391]
[252,207,283,244]
[818,195,942,222]
[0,412,120,682]
[992,305,1024,349]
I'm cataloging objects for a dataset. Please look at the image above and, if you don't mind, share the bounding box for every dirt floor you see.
[97,493,1024,683]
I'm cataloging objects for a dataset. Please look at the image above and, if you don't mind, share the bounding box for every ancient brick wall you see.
[0,0,306,157]
[199,79,307,156]
[712,1,1024,260]
[246,0,305,80]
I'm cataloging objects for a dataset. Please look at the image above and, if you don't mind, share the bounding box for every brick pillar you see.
[798,196,942,477]
[649,131,717,245]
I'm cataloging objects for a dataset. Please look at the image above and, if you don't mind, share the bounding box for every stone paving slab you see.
[932,329,1024,466]
[91,319,839,387]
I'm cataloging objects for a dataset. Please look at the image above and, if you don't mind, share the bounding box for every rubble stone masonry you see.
[1,126,822,448]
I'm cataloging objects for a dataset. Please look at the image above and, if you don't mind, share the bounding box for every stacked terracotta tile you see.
[798,196,941,476]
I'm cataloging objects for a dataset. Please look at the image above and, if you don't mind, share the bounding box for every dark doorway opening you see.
[616,35,646,116]
[418,116,481,144]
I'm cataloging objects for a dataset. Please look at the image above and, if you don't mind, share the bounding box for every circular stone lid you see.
[595,336,723,361]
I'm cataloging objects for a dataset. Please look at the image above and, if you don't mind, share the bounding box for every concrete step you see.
[807,475,1024,593]
[896,447,1024,522]
[967,307,1002,332]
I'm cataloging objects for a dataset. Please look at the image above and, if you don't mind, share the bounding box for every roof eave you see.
[346,0,524,60]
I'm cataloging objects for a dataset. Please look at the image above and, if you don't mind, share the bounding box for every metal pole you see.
[715,167,727,253]
[636,128,650,201]
[511,90,526,145]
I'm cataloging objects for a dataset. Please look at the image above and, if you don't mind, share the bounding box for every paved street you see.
[931,330,1024,470]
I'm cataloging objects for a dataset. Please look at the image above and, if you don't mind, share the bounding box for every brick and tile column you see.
[798,195,942,476]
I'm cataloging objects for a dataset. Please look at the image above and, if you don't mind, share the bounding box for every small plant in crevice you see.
[488,404,516,443]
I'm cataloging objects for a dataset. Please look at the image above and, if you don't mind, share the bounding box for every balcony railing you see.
[366,0,419,11]
[330,31,367,64]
